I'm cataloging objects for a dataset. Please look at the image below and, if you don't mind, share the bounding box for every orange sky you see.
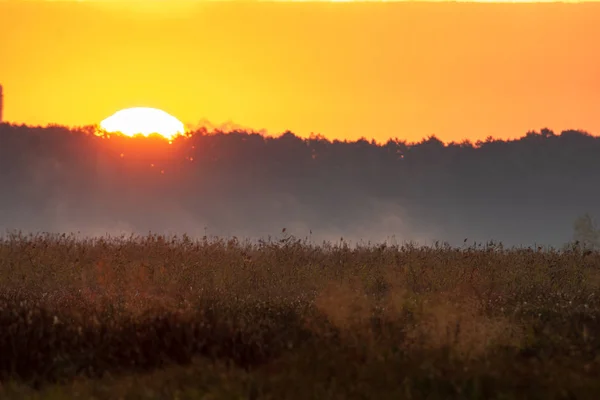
[1,0,600,143]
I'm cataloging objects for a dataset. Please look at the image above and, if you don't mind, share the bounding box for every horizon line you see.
[1,121,595,147]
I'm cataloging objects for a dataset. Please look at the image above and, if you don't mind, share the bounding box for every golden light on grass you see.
[1,233,600,395]
[99,107,185,140]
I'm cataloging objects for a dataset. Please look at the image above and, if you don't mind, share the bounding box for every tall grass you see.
[1,232,599,399]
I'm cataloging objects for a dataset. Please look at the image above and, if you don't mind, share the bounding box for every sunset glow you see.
[3,2,600,143]
[99,108,185,140]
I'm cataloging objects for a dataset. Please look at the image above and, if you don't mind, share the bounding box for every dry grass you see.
[1,233,600,399]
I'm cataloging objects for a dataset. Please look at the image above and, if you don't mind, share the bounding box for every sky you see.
[1,0,600,143]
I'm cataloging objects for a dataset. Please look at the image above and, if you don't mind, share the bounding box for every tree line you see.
[0,123,597,247]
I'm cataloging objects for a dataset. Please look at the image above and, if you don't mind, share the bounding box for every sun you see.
[99,107,185,140]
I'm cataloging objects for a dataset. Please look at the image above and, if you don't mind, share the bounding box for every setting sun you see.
[99,107,185,140]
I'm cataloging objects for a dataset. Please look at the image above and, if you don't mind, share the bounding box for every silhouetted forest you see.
[0,124,597,247]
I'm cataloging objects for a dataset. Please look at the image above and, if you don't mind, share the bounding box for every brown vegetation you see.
[1,233,600,398]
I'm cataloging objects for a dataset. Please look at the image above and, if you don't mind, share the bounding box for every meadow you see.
[0,232,599,399]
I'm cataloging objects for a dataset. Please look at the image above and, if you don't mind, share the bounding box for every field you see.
[1,233,599,399]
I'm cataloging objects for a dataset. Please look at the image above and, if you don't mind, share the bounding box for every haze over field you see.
[0,124,597,248]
